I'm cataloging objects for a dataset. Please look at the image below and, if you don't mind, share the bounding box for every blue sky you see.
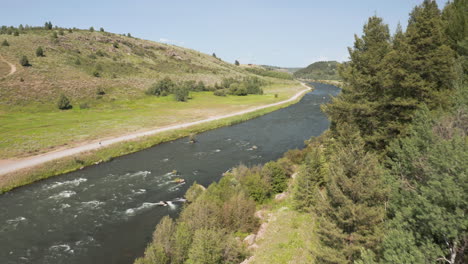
[1,0,448,67]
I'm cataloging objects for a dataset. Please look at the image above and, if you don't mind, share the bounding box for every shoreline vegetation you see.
[0,82,311,193]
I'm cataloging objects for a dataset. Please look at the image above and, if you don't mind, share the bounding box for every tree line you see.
[293,0,467,263]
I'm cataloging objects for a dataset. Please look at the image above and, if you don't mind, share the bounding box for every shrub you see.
[52,32,58,39]
[100,27,104,32]
[74,58,81,65]
[58,29,64,35]
[127,33,132,37]
[113,42,119,48]
[262,161,288,193]
[235,60,240,66]
[57,94,72,110]
[68,28,73,33]
[19,56,29,66]
[13,30,19,36]
[185,182,205,202]
[35,46,44,57]
[96,88,106,95]
[213,89,227,96]
[92,70,100,77]
[89,26,95,32]
[173,84,190,102]
[1,40,9,46]
[146,77,175,96]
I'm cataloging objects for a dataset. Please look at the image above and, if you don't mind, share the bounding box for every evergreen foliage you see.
[1,39,9,46]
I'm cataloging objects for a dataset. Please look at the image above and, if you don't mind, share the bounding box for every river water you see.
[0,82,340,264]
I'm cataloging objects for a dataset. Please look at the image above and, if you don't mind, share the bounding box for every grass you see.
[0,82,302,158]
[250,198,319,264]
[0,85,307,193]
[0,59,10,76]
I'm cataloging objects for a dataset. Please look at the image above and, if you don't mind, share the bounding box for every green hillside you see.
[293,60,340,80]
[0,26,264,107]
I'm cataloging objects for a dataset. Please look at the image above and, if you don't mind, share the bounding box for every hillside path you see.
[0,54,17,77]
[0,83,311,176]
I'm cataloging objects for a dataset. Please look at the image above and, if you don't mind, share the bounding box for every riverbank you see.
[0,82,311,193]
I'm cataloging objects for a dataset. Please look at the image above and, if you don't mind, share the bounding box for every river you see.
[0,82,340,264]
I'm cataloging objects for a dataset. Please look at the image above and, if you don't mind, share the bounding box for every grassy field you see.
[0,81,301,158]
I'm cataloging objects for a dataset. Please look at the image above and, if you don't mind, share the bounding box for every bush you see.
[113,42,119,48]
[173,84,190,102]
[57,94,72,110]
[92,70,100,77]
[96,88,106,95]
[52,32,58,39]
[146,77,175,96]
[19,56,29,66]
[262,161,288,193]
[235,60,240,66]
[1,40,9,46]
[35,46,44,57]
[100,27,104,32]
[74,58,81,65]
[13,30,19,36]
[213,89,227,96]
[89,27,95,32]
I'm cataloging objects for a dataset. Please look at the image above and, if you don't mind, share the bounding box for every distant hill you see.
[261,65,302,74]
[293,61,341,80]
[0,26,266,106]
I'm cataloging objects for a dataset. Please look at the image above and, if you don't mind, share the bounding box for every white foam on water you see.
[125,202,164,216]
[80,200,104,209]
[167,201,176,210]
[49,190,76,199]
[168,182,185,192]
[161,158,169,162]
[132,189,146,195]
[49,244,74,254]
[124,170,151,178]
[44,178,87,190]
[60,203,71,209]
[75,236,96,247]
[173,197,187,203]
[6,217,27,227]
[214,149,221,153]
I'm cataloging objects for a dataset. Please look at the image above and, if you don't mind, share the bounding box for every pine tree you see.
[323,16,391,150]
[89,26,94,32]
[314,128,388,262]
[235,60,240,66]
[100,27,104,32]
[402,0,456,108]
[212,53,217,58]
